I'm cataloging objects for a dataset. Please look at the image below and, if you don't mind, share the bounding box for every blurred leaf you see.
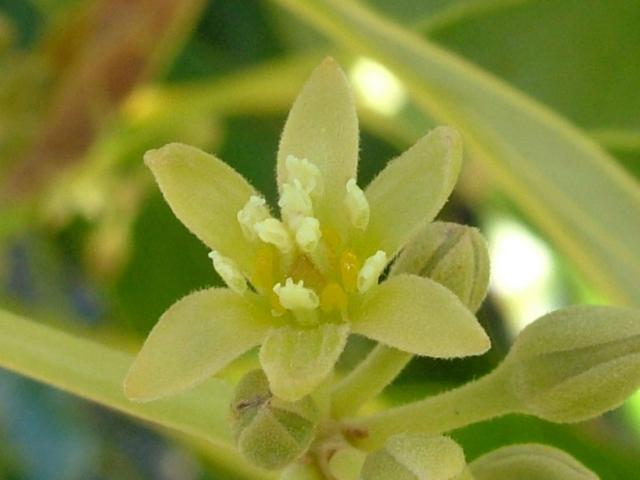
[0,307,274,480]
[273,0,640,307]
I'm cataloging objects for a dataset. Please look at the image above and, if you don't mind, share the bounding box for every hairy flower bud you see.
[469,444,598,480]
[392,222,490,312]
[502,305,640,422]
[360,433,466,480]
[230,370,318,470]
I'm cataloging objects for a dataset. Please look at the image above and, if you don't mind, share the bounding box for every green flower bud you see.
[392,222,490,312]
[360,433,466,480]
[230,369,318,470]
[502,305,640,422]
[469,444,599,480]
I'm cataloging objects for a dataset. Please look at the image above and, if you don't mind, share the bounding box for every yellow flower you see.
[124,58,489,403]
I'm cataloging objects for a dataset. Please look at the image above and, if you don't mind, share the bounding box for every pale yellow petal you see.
[259,323,349,401]
[359,127,462,257]
[124,289,270,401]
[145,143,261,274]
[350,274,489,358]
[277,58,359,234]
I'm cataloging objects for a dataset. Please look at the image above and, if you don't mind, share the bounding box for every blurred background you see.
[0,0,639,478]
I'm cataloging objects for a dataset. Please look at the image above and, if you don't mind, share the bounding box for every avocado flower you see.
[124,58,489,403]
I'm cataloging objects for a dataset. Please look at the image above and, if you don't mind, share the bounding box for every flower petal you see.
[277,58,359,233]
[358,127,462,257]
[145,143,261,274]
[259,323,349,401]
[124,288,270,401]
[350,274,489,358]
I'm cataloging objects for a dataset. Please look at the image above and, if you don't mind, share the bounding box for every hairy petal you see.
[145,143,262,274]
[260,323,349,401]
[277,57,359,234]
[124,289,270,401]
[350,274,489,358]
[360,127,462,257]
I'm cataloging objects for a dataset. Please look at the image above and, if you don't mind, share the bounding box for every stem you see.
[344,366,516,450]
[331,345,412,418]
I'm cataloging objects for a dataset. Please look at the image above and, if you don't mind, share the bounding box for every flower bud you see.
[230,370,318,470]
[392,222,490,312]
[360,433,466,480]
[469,444,598,480]
[502,305,640,423]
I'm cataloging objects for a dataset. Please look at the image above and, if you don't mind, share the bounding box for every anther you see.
[208,251,247,294]
[357,250,387,293]
[295,217,322,253]
[344,179,369,230]
[254,218,293,253]
[285,155,322,195]
[273,278,320,311]
[237,195,270,240]
[278,180,313,228]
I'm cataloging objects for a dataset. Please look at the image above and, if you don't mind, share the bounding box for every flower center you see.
[212,155,386,326]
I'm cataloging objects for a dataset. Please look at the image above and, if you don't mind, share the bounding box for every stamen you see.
[285,155,322,195]
[357,250,387,293]
[320,283,348,313]
[254,218,293,253]
[208,251,247,294]
[237,195,270,240]
[294,216,321,253]
[279,180,313,229]
[340,250,361,293]
[273,278,320,311]
[344,178,369,230]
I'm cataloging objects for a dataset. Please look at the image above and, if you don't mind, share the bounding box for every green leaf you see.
[277,57,359,236]
[125,288,271,401]
[144,142,263,275]
[502,305,640,423]
[273,0,640,307]
[349,274,489,357]
[469,443,599,480]
[259,323,349,401]
[0,308,274,480]
[361,434,466,480]
[358,126,462,258]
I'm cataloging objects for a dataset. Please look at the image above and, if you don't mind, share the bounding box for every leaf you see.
[259,323,349,401]
[124,288,271,401]
[349,274,489,357]
[272,0,640,307]
[0,308,274,480]
[358,126,462,258]
[469,443,599,480]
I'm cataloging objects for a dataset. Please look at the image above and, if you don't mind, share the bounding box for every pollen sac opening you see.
[285,155,322,195]
[254,218,294,253]
[358,250,388,293]
[274,278,320,311]
[237,195,270,240]
[344,178,370,230]
[209,251,247,294]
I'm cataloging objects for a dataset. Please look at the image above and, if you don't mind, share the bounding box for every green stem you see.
[344,366,515,450]
[332,345,412,418]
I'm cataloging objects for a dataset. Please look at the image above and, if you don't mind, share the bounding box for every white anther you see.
[294,216,322,253]
[279,181,313,227]
[254,218,293,253]
[344,178,370,230]
[208,251,247,294]
[285,155,322,195]
[237,195,270,240]
[357,250,388,293]
[273,278,320,310]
